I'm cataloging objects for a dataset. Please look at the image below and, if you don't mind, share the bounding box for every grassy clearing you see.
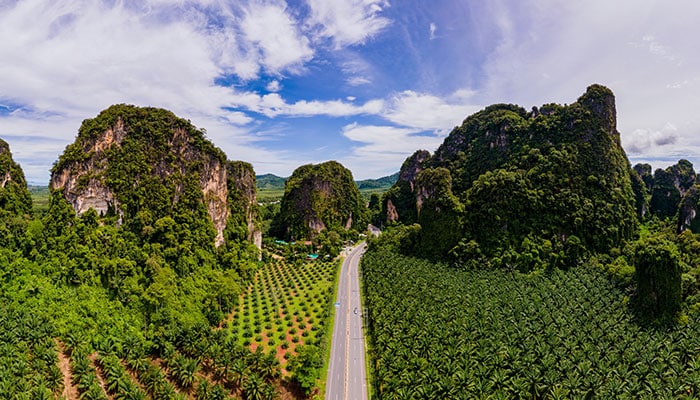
[28,185,50,215]
[257,188,285,204]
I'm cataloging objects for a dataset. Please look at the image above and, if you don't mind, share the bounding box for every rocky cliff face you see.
[384,84,638,262]
[678,186,700,232]
[631,159,700,228]
[273,161,366,240]
[383,150,430,224]
[50,105,259,248]
[50,117,125,218]
[227,161,262,249]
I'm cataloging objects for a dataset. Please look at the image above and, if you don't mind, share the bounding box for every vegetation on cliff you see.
[384,85,637,270]
[631,159,699,231]
[0,108,288,398]
[0,138,33,249]
[271,161,367,241]
[378,85,700,326]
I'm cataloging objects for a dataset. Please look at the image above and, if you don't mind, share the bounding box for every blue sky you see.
[1,0,699,184]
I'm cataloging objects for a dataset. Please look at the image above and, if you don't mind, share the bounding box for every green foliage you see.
[0,303,61,398]
[313,230,343,258]
[0,109,300,400]
[273,160,367,240]
[630,166,651,219]
[287,345,323,396]
[634,163,654,190]
[678,185,700,232]
[415,167,463,259]
[367,193,383,227]
[651,168,682,219]
[0,139,33,251]
[225,258,338,372]
[363,246,700,398]
[633,234,682,325]
[385,85,638,268]
[367,224,421,256]
[642,159,698,223]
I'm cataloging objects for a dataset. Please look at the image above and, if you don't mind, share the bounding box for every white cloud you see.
[266,80,283,92]
[306,0,391,48]
[625,123,680,154]
[429,22,437,40]
[0,0,233,117]
[0,0,327,182]
[232,92,384,118]
[476,0,700,169]
[383,90,480,132]
[240,2,313,74]
[340,56,374,86]
[347,76,371,86]
[340,123,444,179]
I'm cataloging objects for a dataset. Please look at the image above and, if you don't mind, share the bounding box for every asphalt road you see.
[326,244,368,400]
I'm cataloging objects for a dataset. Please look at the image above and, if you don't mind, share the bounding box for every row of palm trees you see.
[362,249,700,399]
[64,329,283,399]
[0,305,63,398]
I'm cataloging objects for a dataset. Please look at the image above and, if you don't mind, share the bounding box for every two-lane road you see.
[326,244,368,400]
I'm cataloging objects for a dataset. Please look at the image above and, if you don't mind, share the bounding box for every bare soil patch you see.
[55,340,79,400]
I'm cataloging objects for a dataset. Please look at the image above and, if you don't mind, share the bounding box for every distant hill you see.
[256,173,287,190]
[256,172,399,192]
[357,172,399,190]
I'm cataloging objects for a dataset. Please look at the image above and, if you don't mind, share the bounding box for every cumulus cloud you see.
[240,2,313,74]
[306,0,391,48]
[0,1,269,120]
[229,92,384,118]
[266,80,282,92]
[625,123,680,154]
[477,0,700,168]
[340,123,444,179]
[0,0,328,182]
[383,90,480,132]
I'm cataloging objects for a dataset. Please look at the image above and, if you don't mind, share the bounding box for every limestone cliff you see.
[382,150,430,224]
[226,161,262,249]
[384,84,638,263]
[272,161,367,240]
[50,104,259,248]
[678,185,700,233]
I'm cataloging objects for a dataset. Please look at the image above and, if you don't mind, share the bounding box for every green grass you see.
[257,188,285,204]
[28,185,50,215]
[225,258,339,373]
